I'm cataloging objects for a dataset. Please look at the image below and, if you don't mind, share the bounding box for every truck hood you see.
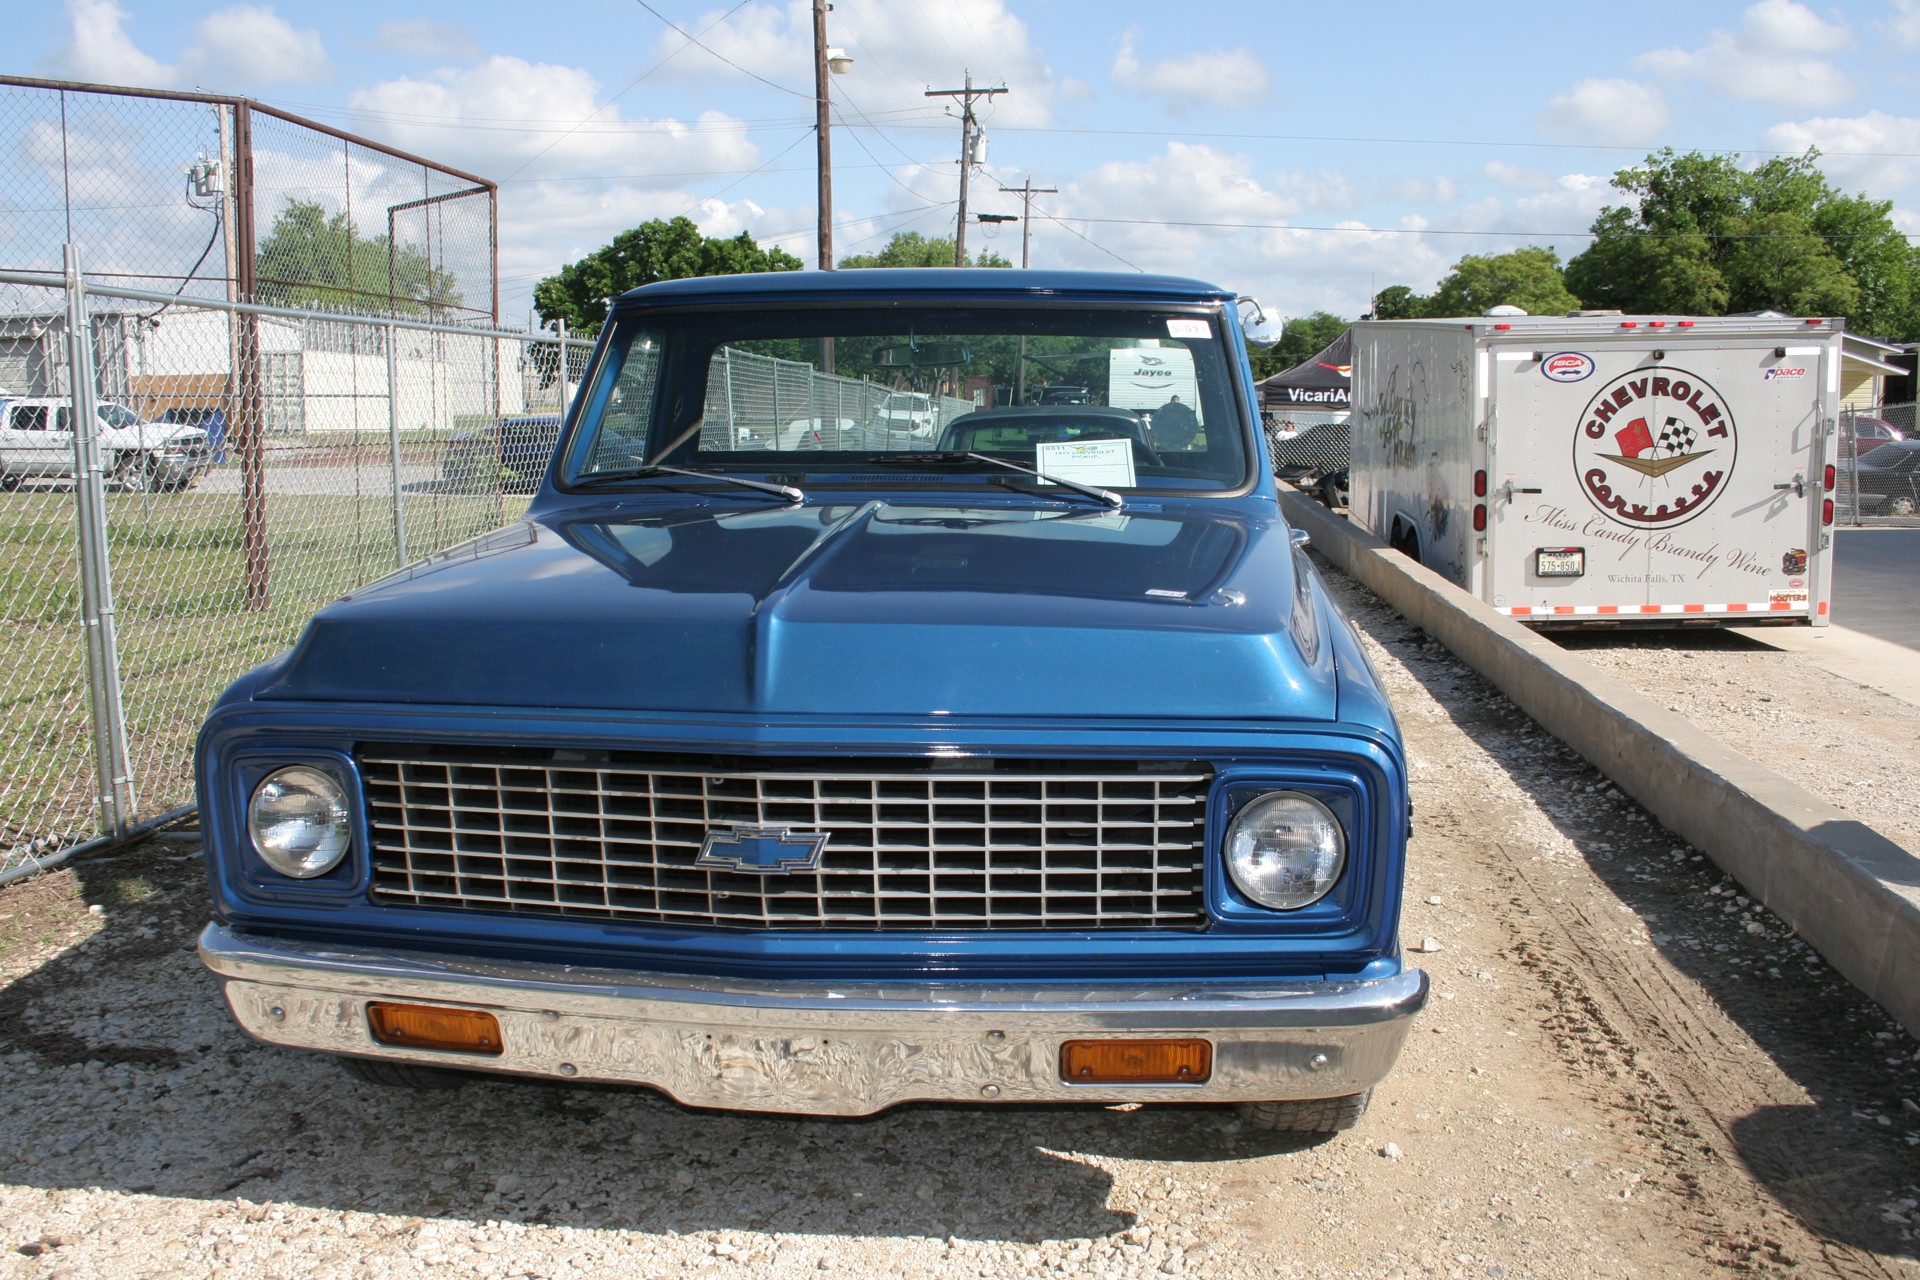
[259,500,1336,721]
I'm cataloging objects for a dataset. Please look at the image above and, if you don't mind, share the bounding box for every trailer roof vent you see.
[1483,305,1528,317]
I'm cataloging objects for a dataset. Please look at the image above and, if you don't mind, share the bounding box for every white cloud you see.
[1761,110,1920,193]
[1390,176,1462,206]
[178,6,332,86]
[1535,78,1671,146]
[375,20,483,62]
[1484,161,1556,192]
[1636,0,1851,108]
[647,0,1055,129]
[41,0,332,90]
[1109,29,1271,114]
[44,0,172,87]
[349,57,762,183]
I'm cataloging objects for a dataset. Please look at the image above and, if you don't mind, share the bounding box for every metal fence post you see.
[386,320,409,566]
[556,319,571,418]
[64,244,137,838]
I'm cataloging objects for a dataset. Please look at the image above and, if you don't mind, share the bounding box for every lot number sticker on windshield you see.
[1036,438,1137,487]
[1166,319,1209,338]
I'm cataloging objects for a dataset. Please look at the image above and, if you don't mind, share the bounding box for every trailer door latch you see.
[1772,473,1806,498]
[1499,481,1543,505]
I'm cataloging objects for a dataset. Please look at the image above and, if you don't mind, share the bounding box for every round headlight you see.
[248,766,351,878]
[1225,792,1346,910]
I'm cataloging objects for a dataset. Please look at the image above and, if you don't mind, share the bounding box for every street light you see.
[813,0,852,273]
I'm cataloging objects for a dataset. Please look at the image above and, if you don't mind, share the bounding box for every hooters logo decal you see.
[1574,367,1736,528]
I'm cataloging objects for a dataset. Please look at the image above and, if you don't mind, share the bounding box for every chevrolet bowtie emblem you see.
[696,825,830,874]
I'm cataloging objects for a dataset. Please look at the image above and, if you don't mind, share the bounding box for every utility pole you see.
[998,178,1056,268]
[925,74,1006,266]
[813,0,834,273]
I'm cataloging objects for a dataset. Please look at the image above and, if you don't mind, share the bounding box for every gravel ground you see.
[1556,628,1920,856]
[1,565,1916,1280]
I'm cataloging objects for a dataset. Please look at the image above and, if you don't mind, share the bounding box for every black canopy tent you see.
[1255,328,1351,412]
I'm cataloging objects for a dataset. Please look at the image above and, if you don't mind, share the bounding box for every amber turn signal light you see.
[366,1002,504,1055]
[1059,1038,1211,1084]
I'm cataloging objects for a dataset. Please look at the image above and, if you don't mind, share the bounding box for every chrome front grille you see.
[360,746,1211,930]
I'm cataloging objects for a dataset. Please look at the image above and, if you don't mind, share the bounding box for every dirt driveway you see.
[1,566,1915,1280]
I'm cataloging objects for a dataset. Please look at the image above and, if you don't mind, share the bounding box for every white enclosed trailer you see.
[1349,314,1842,627]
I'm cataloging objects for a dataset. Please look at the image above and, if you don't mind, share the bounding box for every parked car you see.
[194,269,1425,1136]
[1841,415,1905,458]
[441,413,563,492]
[874,391,937,438]
[936,405,1160,466]
[1036,384,1092,405]
[1854,438,1920,516]
[0,396,211,491]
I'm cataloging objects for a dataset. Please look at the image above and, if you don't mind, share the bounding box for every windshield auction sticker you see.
[1036,438,1137,487]
[1573,367,1736,528]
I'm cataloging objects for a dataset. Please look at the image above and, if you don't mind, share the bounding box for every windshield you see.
[563,304,1250,494]
[96,403,143,429]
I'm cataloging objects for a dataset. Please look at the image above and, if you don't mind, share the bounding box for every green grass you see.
[2,482,532,854]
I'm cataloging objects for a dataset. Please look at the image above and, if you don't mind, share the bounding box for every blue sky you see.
[16,0,1920,333]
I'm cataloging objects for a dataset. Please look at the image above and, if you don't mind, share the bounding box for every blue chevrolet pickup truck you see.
[196,269,1425,1134]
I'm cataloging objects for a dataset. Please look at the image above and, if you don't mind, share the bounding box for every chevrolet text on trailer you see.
[1349,311,1845,627]
[194,269,1427,1135]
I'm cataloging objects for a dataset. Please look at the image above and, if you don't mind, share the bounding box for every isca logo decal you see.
[1542,352,1595,383]
[1573,367,1737,528]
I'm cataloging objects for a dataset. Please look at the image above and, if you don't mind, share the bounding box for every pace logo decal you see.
[1764,367,1807,381]
[1542,352,1595,383]
[1573,367,1736,529]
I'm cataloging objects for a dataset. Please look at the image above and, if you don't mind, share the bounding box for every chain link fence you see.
[1835,403,1920,525]
[0,76,496,324]
[0,263,587,881]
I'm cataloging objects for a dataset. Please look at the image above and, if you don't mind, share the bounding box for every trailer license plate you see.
[1535,547,1585,577]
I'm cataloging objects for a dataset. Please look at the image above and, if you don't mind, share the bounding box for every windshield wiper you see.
[961,451,1123,509]
[572,463,804,503]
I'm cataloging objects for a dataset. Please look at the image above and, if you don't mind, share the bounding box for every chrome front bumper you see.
[200,923,1427,1116]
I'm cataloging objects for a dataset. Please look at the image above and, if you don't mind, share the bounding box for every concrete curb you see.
[1281,489,1920,1039]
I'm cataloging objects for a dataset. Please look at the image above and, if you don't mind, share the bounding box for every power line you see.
[632,0,813,100]
[500,0,757,183]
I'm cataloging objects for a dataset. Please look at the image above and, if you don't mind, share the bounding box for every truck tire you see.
[336,1055,475,1090]
[115,453,162,492]
[1891,494,1918,517]
[1389,523,1420,563]
[1238,1090,1371,1133]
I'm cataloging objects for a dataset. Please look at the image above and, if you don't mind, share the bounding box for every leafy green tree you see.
[255,198,460,315]
[534,216,802,333]
[1564,148,1920,338]
[1369,285,1426,319]
[838,231,1011,270]
[1426,246,1581,317]
[1721,212,1858,316]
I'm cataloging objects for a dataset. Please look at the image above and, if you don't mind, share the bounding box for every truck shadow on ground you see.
[0,848,1323,1245]
[1357,609,1920,1263]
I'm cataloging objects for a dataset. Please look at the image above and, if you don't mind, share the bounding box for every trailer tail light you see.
[1473,469,1487,497]
[1824,464,1835,491]
[1060,1039,1211,1084]
[1823,497,1834,526]
[1805,318,1824,325]
[1620,321,1638,328]
[367,1002,503,1055]
[1493,323,1512,330]
[1649,320,1667,328]
[1473,503,1487,532]
[1677,320,1695,328]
